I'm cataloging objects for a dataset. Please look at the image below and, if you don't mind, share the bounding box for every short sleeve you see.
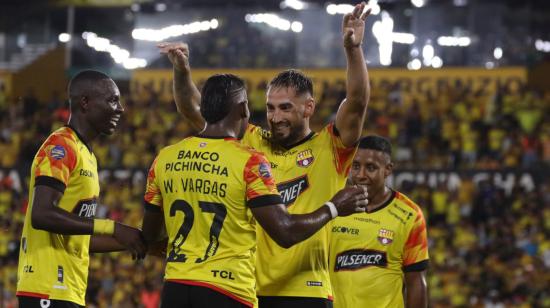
[243,152,282,208]
[144,156,163,212]
[402,209,429,272]
[326,123,357,176]
[34,134,78,193]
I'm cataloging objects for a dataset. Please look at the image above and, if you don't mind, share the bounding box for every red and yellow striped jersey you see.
[144,136,282,307]
[329,191,429,308]
[17,126,100,306]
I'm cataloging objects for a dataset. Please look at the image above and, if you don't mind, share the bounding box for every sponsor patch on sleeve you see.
[49,145,66,160]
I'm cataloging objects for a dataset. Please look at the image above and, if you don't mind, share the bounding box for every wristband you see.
[324,201,338,219]
[93,219,115,236]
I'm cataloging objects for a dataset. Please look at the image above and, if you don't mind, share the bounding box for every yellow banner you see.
[131,67,527,101]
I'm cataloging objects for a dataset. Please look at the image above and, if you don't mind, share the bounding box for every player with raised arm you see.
[141,74,368,308]
[159,2,371,307]
[329,136,429,308]
[16,70,146,308]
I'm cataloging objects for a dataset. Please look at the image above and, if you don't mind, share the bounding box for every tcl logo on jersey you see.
[377,229,394,245]
[296,149,314,167]
[334,249,387,271]
[72,197,98,217]
[277,175,309,206]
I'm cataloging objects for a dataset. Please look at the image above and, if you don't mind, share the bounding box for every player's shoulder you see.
[38,126,79,156]
[45,126,79,146]
[232,139,269,161]
[393,191,425,218]
[245,123,271,140]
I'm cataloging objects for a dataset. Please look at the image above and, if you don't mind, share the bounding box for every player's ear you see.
[385,161,394,177]
[303,97,315,118]
[78,95,90,112]
[239,101,250,119]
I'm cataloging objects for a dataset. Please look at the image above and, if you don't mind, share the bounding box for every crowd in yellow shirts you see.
[0,79,548,307]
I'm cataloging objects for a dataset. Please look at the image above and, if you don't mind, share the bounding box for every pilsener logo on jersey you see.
[276,175,310,206]
[72,197,98,217]
[334,249,387,271]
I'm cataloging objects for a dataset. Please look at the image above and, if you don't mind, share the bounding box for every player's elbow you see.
[272,236,295,249]
[31,209,51,231]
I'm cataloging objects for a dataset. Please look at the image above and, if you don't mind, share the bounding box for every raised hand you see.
[342,2,371,48]
[330,185,369,216]
[157,42,190,72]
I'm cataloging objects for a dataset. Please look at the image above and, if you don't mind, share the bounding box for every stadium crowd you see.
[0,78,548,307]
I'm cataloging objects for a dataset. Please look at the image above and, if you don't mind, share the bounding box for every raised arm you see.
[251,186,368,248]
[335,2,371,147]
[158,42,205,133]
[31,185,146,258]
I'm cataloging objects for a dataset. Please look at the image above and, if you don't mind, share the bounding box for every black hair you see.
[268,69,313,97]
[68,70,112,110]
[200,74,245,124]
[358,135,392,156]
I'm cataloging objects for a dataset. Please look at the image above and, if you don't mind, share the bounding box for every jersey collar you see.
[366,189,396,214]
[280,131,316,150]
[64,124,93,152]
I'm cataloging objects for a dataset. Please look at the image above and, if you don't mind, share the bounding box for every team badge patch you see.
[50,145,66,160]
[377,229,394,245]
[258,162,272,178]
[296,149,314,167]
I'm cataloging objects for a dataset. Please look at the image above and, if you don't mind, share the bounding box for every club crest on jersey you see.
[258,162,272,178]
[377,229,394,245]
[296,149,314,167]
[49,145,66,160]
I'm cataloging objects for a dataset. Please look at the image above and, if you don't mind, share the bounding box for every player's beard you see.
[270,120,306,148]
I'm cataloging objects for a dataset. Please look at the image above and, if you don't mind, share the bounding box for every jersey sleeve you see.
[243,152,282,208]
[144,156,163,212]
[34,134,78,192]
[402,209,429,272]
[326,123,357,176]
[241,123,267,149]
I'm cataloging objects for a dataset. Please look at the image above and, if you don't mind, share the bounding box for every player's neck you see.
[67,118,97,145]
[199,123,238,139]
[366,186,393,212]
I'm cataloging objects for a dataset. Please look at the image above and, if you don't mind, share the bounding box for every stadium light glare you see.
[280,0,308,10]
[411,0,425,8]
[535,39,550,52]
[326,1,379,16]
[245,13,300,32]
[291,21,303,33]
[485,61,495,69]
[132,19,219,41]
[393,32,415,44]
[437,36,471,47]
[431,56,443,68]
[422,43,434,66]
[58,33,71,43]
[372,11,394,66]
[494,47,503,59]
[407,59,421,70]
[155,3,167,12]
[82,31,146,70]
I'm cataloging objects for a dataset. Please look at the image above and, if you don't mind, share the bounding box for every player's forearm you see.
[344,45,370,109]
[275,206,333,248]
[173,67,205,132]
[89,235,126,253]
[32,205,94,235]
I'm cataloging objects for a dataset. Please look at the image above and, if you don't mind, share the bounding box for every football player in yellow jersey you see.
[16,70,146,308]
[159,3,371,307]
[141,74,369,308]
[329,136,429,308]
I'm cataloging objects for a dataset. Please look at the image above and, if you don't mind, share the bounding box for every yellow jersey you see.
[329,191,429,308]
[17,126,100,306]
[144,136,282,307]
[242,123,356,299]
